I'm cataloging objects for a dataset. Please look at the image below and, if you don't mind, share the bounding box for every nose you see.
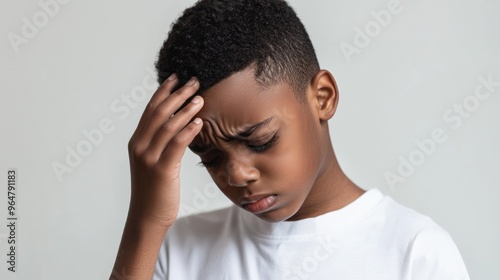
[226,159,259,187]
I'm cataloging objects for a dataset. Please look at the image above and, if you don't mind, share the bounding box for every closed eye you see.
[197,158,221,168]
[197,132,279,168]
[246,132,279,153]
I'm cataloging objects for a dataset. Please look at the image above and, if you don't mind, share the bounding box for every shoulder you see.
[375,194,440,235]
[353,189,444,239]
[374,192,458,249]
[372,191,470,279]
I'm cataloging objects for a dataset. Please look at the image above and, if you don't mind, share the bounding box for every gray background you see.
[0,0,498,279]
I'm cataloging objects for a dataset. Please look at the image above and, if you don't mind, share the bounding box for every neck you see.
[288,136,365,221]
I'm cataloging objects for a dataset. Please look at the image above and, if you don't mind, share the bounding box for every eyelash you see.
[197,133,279,168]
[247,133,279,153]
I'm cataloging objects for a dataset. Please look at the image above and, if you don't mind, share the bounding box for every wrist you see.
[111,213,171,279]
[125,211,173,234]
[127,200,178,230]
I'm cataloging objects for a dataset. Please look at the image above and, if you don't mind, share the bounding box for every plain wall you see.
[0,0,498,279]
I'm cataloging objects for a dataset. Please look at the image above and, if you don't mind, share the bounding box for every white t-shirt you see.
[154,188,470,280]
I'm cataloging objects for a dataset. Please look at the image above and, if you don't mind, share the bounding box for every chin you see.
[253,205,299,223]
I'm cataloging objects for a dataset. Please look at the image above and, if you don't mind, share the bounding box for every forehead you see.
[194,67,297,129]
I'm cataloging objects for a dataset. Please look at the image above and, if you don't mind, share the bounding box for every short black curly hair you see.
[155,0,320,103]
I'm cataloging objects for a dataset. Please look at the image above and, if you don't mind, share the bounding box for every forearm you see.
[110,214,170,280]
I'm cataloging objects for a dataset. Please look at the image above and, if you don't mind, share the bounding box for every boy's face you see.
[189,67,326,222]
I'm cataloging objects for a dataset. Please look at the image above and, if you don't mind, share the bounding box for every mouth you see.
[240,194,278,214]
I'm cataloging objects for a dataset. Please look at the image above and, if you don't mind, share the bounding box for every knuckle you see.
[140,151,157,167]
[160,121,175,133]
[129,141,151,162]
[130,144,144,160]
[146,100,157,111]
[152,104,169,118]
[127,139,135,151]
[170,134,187,147]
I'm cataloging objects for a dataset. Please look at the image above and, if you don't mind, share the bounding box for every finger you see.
[130,73,178,145]
[130,78,198,155]
[146,95,204,158]
[136,77,200,148]
[158,117,204,168]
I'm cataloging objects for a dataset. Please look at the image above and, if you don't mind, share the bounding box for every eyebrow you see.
[189,116,277,154]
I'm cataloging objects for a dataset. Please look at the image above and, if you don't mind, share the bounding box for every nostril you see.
[225,160,260,188]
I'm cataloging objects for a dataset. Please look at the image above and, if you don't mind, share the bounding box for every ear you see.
[307,70,339,122]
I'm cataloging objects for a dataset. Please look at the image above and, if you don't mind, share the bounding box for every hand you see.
[126,74,203,228]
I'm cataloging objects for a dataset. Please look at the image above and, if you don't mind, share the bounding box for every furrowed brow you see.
[225,116,276,141]
[188,116,277,153]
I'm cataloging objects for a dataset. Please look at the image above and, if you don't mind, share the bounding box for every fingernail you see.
[187,77,197,86]
[193,118,202,125]
[167,73,177,80]
[191,96,202,104]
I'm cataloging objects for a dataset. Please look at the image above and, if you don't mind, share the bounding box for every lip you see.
[241,194,277,214]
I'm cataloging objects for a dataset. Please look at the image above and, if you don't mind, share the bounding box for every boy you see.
[111,0,470,279]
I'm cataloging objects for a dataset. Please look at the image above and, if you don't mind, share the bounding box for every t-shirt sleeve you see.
[408,222,470,280]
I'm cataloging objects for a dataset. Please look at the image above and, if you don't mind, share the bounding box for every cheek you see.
[284,109,321,168]
[261,132,320,191]
[208,169,240,201]
[208,169,228,190]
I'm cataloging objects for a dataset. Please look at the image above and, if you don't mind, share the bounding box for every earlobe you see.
[310,70,339,121]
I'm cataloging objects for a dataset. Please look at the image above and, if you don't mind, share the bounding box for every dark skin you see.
[190,66,365,221]
[110,66,364,279]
